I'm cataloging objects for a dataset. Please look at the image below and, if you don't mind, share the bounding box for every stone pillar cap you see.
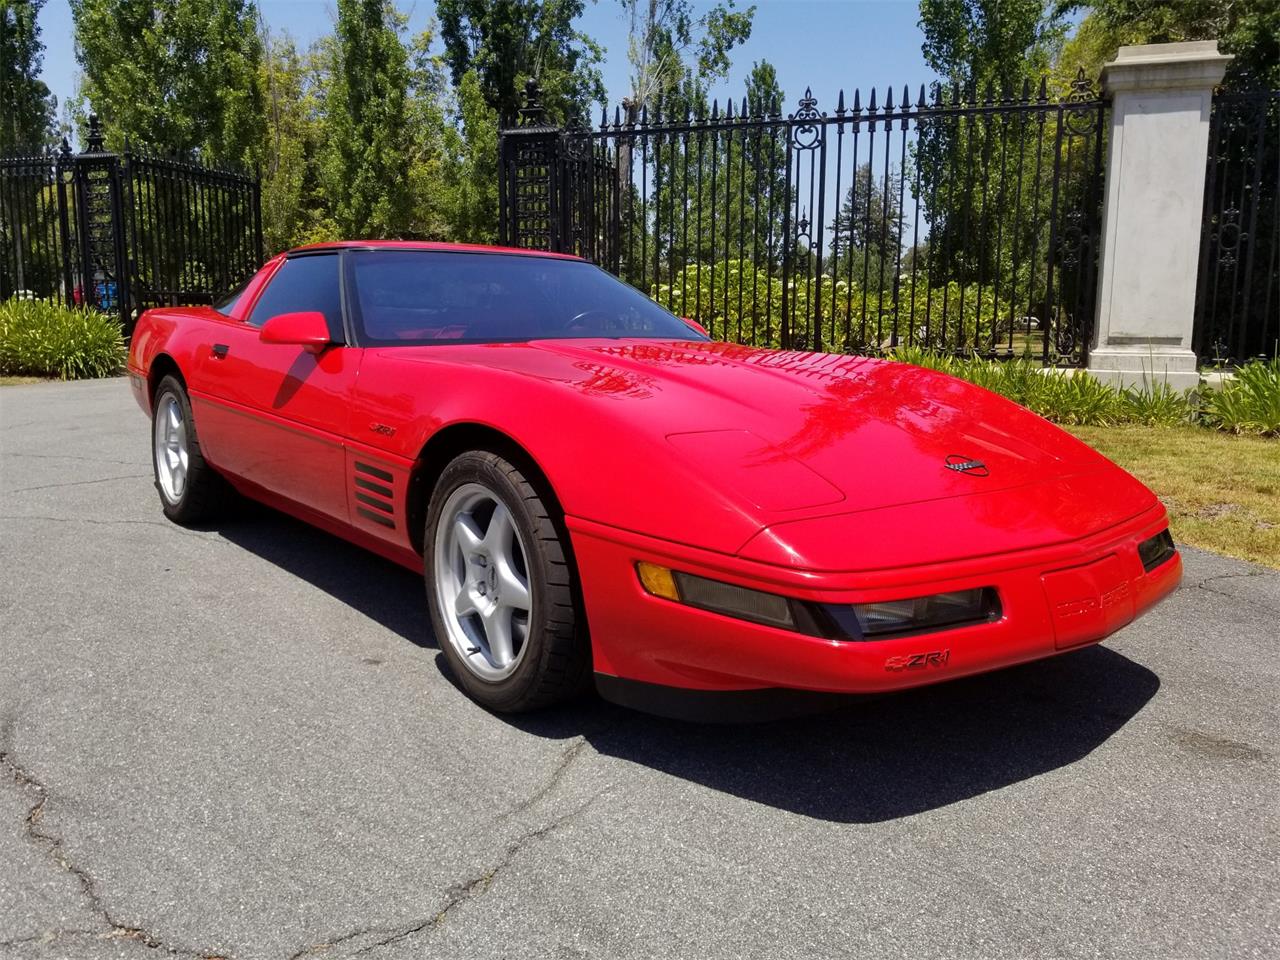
[1102,40,1232,93]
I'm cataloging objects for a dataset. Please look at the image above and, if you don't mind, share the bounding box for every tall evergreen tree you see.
[320,0,415,238]
[437,0,603,125]
[0,0,57,152]
[70,0,265,163]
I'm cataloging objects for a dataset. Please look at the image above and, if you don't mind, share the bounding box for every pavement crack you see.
[0,735,230,960]
[296,797,600,959]
[7,451,144,467]
[0,514,232,546]
[496,737,589,825]
[1188,569,1280,612]
[6,472,151,495]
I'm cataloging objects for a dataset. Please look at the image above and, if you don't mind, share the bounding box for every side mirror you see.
[682,317,710,337]
[259,311,331,354]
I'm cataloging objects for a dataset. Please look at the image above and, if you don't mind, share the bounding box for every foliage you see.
[654,261,1021,354]
[320,0,416,238]
[1,0,57,152]
[919,0,1067,93]
[620,0,755,112]
[829,163,906,271]
[0,297,124,379]
[70,0,266,167]
[439,69,500,244]
[1058,0,1280,89]
[1122,378,1197,427]
[893,347,1280,436]
[1201,358,1280,436]
[259,33,327,252]
[438,0,604,124]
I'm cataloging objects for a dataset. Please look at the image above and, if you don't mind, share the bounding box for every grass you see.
[1069,425,1280,569]
[0,375,45,386]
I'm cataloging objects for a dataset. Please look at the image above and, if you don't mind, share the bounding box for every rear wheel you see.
[425,450,589,712]
[151,375,231,524]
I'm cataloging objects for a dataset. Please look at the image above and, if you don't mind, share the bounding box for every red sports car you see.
[128,241,1181,718]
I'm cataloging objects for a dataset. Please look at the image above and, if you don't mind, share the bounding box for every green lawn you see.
[1069,425,1280,569]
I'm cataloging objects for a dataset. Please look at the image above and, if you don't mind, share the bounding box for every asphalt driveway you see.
[1,378,1277,959]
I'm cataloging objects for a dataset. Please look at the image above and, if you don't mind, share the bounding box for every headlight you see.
[838,587,1002,639]
[636,562,1000,641]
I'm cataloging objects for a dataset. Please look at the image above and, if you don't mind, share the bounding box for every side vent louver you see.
[354,462,396,529]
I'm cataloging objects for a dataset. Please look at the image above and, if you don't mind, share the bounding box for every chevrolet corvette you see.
[128,241,1181,718]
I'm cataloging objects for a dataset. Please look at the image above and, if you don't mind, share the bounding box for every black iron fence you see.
[500,73,1108,365]
[1195,89,1280,364]
[0,117,262,333]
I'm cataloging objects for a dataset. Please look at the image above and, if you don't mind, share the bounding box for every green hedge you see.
[654,259,1019,354]
[0,298,126,380]
[893,346,1280,437]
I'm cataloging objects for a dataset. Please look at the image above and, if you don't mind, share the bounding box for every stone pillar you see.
[1088,41,1231,389]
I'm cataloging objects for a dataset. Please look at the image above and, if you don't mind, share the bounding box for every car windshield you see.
[347,250,704,345]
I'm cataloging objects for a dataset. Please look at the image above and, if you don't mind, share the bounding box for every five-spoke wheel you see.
[433,483,534,681]
[424,450,589,712]
[153,392,189,504]
[150,375,231,524]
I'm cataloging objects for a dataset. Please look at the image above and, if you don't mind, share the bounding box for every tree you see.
[620,0,754,114]
[404,28,453,240]
[916,0,1069,291]
[70,0,265,165]
[1057,0,1280,88]
[439,70,500,243]
[1,0,57,152]
[919,0,1066,93]
[259,31,327,251]
[830,164,905,271]
[320,0,415,238]
[437,0,603,125]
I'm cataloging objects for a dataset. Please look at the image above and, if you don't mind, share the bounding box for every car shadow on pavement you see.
[508,646,1160,823]
[216,503,1161,825]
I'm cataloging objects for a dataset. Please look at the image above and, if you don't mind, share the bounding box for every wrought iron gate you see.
[1195,89,1280,364]
[499,74,1108,365]
[0,116,262,333]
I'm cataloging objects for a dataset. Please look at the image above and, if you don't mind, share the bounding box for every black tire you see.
[151,375,233,525]
[424,450,590,712]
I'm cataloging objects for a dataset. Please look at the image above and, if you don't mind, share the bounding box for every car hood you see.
[386,338,1157,564]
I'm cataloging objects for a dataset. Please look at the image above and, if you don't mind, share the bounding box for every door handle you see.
[211,343,229,359]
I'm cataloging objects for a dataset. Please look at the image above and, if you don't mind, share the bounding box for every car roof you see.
[287,240,585,261]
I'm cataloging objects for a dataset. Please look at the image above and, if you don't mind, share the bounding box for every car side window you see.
[246,254,344,340]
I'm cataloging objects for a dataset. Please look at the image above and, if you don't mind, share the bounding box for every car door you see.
[192,251,359,522]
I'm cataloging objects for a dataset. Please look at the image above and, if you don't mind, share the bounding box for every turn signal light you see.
[635,562,797,630]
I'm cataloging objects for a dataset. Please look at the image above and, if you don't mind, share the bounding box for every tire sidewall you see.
[425,452,559,711]
[151,375,220,524]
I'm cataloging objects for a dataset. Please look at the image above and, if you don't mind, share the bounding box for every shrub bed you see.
[892,346,1280,437]
[0,298,126,380]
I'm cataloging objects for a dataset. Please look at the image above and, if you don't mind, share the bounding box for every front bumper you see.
[568,504,1180,698]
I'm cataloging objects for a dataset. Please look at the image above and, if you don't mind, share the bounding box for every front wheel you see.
[424,450,589,712]
[151,375,232,524]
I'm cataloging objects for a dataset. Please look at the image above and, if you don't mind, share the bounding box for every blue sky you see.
[36,0,937,138]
